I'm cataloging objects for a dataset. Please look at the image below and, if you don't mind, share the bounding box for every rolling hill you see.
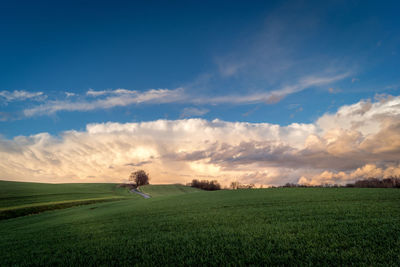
[1,181,400,265]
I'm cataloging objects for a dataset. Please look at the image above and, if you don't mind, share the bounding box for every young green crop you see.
[1,184,399,266]
[0,181,136,219]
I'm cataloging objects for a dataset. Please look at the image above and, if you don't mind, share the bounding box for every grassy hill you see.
[138,184,201,197]
[0,181,137,220]
[1,183,400,265]
[0,181,198,220]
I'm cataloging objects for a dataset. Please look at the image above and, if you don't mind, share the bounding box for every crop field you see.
[138,184,200,197]
[0,181,137,220]
[1,182,400,266]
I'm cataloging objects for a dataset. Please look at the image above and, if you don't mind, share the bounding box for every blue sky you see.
[1,0,399,137]
[1,1,400,185]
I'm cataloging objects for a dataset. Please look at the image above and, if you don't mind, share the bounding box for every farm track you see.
[130,188,151,199]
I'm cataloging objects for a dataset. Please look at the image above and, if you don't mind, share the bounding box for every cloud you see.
[210,1,357,94]
[125,161,153,167]
[20,72,348,117]
[180,107,209,118]
[86,88,139,97]
[65,92,76,97]
[23,88,186,116]
[328,87,341,94]
[0,118,315,184]
[0,90,45,102]
[0,112,14,122]
[216,60,246,77]
[316,94,400,135]
[298,163,400,186]
[2,94,400,185]
[87,89,109,97]
[199,72,349,105]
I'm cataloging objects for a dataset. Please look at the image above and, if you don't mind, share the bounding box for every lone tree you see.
[129,170,149,187]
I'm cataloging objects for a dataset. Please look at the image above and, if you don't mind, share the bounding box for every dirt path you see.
[130,188,151,199]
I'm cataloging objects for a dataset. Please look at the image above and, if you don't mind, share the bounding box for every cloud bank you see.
[2,95,400,185]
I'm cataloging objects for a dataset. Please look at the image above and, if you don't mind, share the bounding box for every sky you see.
[1,0,400,185]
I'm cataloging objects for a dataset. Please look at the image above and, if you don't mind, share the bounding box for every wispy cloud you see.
[328,88,341,94]
[180,107,209,118]
[21,72,348,117]
[23,88,186,117]
[0,90,45,102]
[86,88,138,97]
[65,92,76,97]
[195,72,350,105]
[0,112,14,122]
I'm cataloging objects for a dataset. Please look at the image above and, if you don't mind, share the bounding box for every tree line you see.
[122,170,400,190]
[188,179,221,190]
[280,177,400,188]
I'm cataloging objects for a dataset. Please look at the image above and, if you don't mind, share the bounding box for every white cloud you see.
[21,72,348,117]
[86,88,138,97]
[0,118,315,184]
[23,88,186,117]
[65,92,76,97]
[298,163,400,186]
[3,94,400,185]
[0,90,45,102]
[87,89,109,97]
[316,94,400,135]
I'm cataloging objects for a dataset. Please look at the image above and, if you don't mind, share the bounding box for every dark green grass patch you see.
[0,196,125,220]
[1,187,400,266]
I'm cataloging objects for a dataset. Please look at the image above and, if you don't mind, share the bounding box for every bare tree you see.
[129,170,149,187]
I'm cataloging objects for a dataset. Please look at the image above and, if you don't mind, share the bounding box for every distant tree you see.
[190,179,221,191]
[129,170,149,187]
[230,181,239,190]
[352,177,400,188]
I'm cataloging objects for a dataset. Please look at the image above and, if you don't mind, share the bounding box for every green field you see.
[1,182,400,266]
[138,184,200,197]
[0,181,138,220]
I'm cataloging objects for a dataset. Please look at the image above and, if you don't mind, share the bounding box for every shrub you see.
[190,179,221,191]
[230,181,256,189]
[353,177,400,188]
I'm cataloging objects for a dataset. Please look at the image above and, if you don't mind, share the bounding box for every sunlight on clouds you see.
[128,147,158,161]
[299,164,400,186]
[189,161,221,175]
[1,95,400,185]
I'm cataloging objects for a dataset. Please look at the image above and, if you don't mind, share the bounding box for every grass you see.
[138,184,201,197]
[0,181,136,219]
[0,183,400,266]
